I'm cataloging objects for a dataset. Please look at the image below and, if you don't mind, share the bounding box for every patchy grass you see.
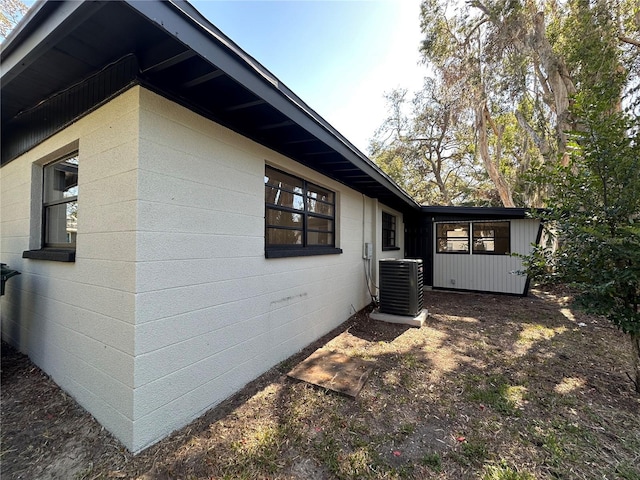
[465,373,524,416]
[2,287,639,479]
[482,460,536,480]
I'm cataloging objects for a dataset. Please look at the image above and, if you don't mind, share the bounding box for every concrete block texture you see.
[2,87,400,453]
[130,89,386,452]
[1,87,141,449]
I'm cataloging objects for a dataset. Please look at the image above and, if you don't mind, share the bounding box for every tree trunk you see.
[529,12,577,164]
[476,104,516,208]
[632,333,640,394]
[515,111,551,157]
[425,153,452,205]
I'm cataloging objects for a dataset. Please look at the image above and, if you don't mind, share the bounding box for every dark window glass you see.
[264,169,303,192]
[307,231,333,246]
[473,222,510,254]
[382,212,396,249]
[265,166,336,250]
[306,199,334,216]
[436,223,469,253]
[266,208,303,228]
[264,187,304,210]
[307,183,334,203]
[266,228,303,245]
[307,216,333,232]
[43,154,78,248]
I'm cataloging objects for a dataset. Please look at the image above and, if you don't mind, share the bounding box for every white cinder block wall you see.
[0,88,141,447]
[432,219,540,294]
[132,88,402,452]
[1,86,406,453]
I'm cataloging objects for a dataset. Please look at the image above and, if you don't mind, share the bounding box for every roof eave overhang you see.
[421,206,541,219]
[1,0,419,213]
[1,1,101,81]
[129,0,418,212]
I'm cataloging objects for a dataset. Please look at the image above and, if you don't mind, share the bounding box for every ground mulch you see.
[1,287,639,479]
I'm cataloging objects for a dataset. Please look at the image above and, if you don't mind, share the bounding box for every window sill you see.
[265,247,343,259]
[472,251,511,255]
[382,246,401,251]
[23,249,75,262]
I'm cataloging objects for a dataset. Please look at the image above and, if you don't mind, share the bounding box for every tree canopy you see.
[371,0,639,208]
[370,0,640,391]
[0,0,28,40]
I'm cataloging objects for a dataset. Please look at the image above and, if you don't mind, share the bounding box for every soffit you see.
[1,0,418,213]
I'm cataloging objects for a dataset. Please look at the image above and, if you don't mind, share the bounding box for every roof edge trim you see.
[127,0,419,211]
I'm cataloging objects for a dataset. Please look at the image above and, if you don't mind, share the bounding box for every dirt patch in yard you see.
[2,287,639,479]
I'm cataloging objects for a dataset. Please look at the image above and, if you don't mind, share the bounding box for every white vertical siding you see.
[0,88,140,448]
[131,89,391,452]
[432,219,540,294]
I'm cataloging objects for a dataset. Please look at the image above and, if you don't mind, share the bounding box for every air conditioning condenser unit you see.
[378,259,424,317]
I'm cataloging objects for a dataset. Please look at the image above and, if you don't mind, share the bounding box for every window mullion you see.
[303,179,308,247]
[265,166,337,251]
[43,196,77,208]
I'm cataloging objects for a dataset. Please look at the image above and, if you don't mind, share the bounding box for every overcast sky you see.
[192,1,427,153]
[17,0,427,154]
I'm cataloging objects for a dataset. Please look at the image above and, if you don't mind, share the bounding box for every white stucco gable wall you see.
[0,88,141,448]
[131,88,397,452]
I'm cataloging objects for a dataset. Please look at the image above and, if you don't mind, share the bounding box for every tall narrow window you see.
[43,154,78,248]
[265,166,341,258]
[382,212,397,250]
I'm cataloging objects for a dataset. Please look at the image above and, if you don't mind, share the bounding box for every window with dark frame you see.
[436,223,470,253]
[436,221,511,255]
[265,166,339,256]
[472,221,510,254]
[382,212,397,250]
[43,153,79,249]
